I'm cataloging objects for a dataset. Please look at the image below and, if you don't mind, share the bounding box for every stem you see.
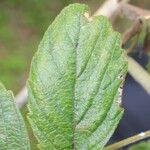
[122,19,142,46]
[16,86,27,108]
[127,55,150,95]
[93,0,129,19]
[104,130,150,150]
[121,3,150,20]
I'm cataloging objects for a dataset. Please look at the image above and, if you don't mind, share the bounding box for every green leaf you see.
[27,3,128,150]
[129,141,150,150]
[0,82,30,149]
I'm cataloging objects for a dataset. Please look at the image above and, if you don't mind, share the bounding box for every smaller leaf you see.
[0,82,30,150]
[128,141,150,150]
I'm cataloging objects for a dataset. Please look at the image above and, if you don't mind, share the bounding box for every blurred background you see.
[0,0,150,149]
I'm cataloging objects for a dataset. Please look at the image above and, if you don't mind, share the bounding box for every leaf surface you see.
[27,4,128,150]
[129,141,150,150]
[0,82,30,150]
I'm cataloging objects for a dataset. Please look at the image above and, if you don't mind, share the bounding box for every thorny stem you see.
[104,130,150,150]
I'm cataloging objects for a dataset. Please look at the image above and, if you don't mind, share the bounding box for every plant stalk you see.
[104,130,150,150]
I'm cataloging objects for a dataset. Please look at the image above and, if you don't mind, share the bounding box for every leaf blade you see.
[0,82,30,150]
[129,141,150,150]
[27,4,127,150]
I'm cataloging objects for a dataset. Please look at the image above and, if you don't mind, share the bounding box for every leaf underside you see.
[27,4,127,150]
[0,82,30,150]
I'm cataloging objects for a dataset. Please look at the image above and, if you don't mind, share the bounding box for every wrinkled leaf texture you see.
[0,82,30,150]
[27,3,128,150]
